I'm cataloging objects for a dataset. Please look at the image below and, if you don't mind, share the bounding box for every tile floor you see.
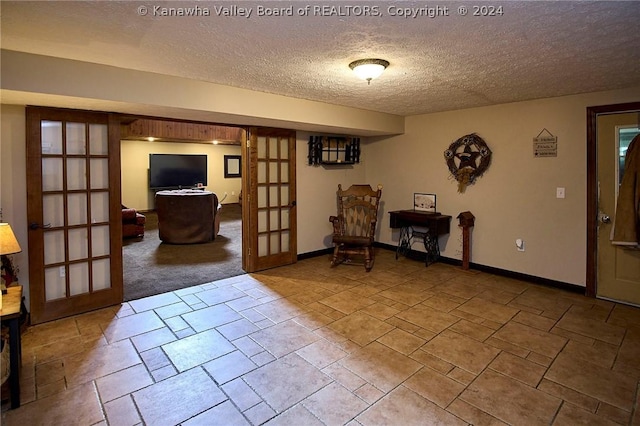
[2,250,640,425]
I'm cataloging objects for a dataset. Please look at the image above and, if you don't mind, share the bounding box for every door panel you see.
[27,107,123,324]
[243,128,297,272]
[596,112,640,305]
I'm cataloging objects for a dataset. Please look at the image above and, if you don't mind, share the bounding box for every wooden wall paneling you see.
[121,119,242,145]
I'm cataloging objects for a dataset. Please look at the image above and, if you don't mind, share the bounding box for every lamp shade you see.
[0,223,21,256]
[349,59,390,84]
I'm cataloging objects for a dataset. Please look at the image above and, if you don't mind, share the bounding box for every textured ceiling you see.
[2,1,639,117]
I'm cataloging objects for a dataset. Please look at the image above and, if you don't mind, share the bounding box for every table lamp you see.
[0,223,22,297]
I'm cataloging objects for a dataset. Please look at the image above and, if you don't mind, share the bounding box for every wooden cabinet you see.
[308,136,361,165]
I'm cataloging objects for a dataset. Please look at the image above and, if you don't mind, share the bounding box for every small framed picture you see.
[414,193,436,213]
[224,155,242,178]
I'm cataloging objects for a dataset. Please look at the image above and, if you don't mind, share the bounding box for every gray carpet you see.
[123,204,244,301]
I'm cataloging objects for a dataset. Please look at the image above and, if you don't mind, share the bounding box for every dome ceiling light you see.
[349,59,390,85]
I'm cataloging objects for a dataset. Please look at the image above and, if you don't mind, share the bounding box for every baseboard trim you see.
[303,242,585,295]
[437,256,585,294]
[297,248,332,261]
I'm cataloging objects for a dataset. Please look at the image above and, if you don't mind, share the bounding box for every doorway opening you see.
[586,102,640,305]
[120,116,246,301]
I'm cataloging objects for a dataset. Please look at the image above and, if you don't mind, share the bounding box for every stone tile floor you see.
[2,250,640,425]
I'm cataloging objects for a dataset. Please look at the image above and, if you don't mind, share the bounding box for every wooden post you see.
[461,227,471,270]
[456,211,475,271]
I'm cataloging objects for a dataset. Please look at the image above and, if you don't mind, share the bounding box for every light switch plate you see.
[556,187,565,199]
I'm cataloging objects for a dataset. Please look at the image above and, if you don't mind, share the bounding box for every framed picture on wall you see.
[414,193,436,213]
[224,155,241,178]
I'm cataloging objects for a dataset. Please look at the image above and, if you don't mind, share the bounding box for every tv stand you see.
[151,186,205,192]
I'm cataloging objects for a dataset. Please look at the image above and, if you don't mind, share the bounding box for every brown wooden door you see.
[26,107,123,324]
[242,127,297,272]
[595,112,640,305]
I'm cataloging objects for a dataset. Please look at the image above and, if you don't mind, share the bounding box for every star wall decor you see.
[444,133,492,193]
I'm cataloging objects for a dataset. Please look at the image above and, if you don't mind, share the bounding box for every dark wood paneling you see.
[122,119,243,145]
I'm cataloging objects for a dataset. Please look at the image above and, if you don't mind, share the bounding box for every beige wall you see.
[364,89,640,287]
[121,140,242,211]
[296,132,368,254]
[1,104,29,305]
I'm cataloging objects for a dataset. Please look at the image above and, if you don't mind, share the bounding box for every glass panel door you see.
[27,107,123,324]
[244,128,297,272]
[40,120,112,301]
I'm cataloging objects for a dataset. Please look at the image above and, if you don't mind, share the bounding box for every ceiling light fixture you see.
[349,58,389,85]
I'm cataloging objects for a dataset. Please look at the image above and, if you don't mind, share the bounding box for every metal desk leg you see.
[423,232,440,266]
[396,226,412,259]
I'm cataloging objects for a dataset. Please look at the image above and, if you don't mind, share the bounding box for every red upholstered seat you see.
[122,205,145,238]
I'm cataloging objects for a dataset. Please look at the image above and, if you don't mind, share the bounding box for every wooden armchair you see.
[329,184,383,271]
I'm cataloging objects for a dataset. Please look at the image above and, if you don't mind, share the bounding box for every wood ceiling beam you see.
[121,119,243,145]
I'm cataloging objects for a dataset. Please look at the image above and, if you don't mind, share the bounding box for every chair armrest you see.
[122,209,137,221]
[135,213,146,225]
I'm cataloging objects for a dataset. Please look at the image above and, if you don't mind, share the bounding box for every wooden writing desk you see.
[389,210,452,265]
[1,285,23,409]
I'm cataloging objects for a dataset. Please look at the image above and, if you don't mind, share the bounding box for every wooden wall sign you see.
[533,128,557,157]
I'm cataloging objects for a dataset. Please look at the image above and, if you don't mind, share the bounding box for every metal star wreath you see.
[444,133,492,193]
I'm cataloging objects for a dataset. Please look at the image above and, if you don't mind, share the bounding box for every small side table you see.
[389,210,452,266]
[1,285,23,409]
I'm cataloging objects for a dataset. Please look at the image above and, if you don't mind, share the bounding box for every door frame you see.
[586,101,640,297]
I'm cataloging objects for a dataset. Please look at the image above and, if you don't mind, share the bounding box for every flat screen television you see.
[149,154,208,189]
